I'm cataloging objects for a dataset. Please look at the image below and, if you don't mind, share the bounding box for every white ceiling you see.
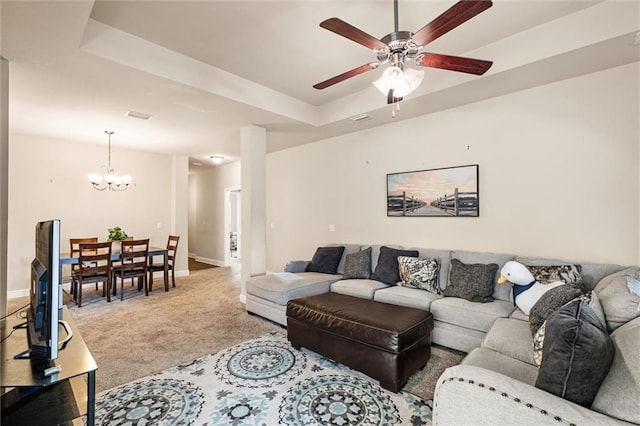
[1,1,638,167]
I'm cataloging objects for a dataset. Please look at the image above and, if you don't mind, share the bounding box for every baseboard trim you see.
[239,293,246,304]
[194,256,224,267]
[8,288,29,299]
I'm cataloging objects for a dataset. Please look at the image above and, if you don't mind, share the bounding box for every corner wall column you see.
[0,57,9,317]
[240,125,266,301]
[171,155,189,275]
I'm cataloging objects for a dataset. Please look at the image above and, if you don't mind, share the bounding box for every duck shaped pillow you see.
[498,261,566,316]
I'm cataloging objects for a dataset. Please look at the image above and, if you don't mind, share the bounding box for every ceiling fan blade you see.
[416,52,492,75]
[320,18,387,50]
[313,63,380,90]
[411,0,493,47]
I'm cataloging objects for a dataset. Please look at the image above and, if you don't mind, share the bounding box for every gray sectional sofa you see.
[245,244,640,425]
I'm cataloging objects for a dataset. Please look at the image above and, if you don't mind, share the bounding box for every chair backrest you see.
[119,239,149,274]
[77,241,112,278]
[166,235,180,266]
[70,237,98,257]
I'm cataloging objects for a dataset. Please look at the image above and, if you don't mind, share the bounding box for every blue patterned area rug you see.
[93,332,433,425]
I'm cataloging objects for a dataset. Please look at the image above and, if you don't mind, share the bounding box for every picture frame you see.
[387,164,479,217]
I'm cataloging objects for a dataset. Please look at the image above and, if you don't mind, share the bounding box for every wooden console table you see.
[1,306,97,425]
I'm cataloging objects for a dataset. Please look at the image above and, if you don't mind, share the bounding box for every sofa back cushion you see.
[591,317,640,423]
[593,266,640,332]
[452,250,515,302]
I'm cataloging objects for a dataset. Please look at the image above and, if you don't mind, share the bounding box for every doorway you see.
[224,188,241,267]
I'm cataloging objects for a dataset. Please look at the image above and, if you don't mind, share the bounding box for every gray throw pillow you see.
[443,259,498,303]
[370,246,419,285]
[529,285,583,335]
[342,247,372,279]
[305,246,345,274]
[535,300,614,407]
[398,256,441,294]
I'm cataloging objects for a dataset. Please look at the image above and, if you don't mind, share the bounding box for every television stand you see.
[1,306,97,425]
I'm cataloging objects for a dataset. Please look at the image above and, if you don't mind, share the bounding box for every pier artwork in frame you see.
[387,164,479,217]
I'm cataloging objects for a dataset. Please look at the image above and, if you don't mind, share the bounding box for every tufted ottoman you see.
[286,292,434,392]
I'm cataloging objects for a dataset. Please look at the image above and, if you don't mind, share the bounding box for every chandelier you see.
[88,131,132,191]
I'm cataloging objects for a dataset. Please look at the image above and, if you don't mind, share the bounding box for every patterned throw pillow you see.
[342,247,372,279]
[526,264,583,284]
[397,256,441,294]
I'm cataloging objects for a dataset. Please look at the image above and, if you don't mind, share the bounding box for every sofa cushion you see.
[451,250,515,301]
[535,300,614,407]
[370,246,418,285]
[593,266,640,332]
[462,347,539,386]
[284,260,310,273]
[331,279,388,299]
[397,256,441,294]
[482,317,536,366]
[430,297,515,333]
[342,247,372,279]
[246,272,339,305]
[305,246,345,274]
[443,259,498,303]
[592,317,640,423]
[373,285,441,311]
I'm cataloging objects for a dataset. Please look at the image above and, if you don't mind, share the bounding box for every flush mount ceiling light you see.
[210,155,224,165]
[88,131,132,191]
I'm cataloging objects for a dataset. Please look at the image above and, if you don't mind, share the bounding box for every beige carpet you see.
[7,265,464,400]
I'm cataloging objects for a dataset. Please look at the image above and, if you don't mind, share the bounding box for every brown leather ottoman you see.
[286,292,434,392]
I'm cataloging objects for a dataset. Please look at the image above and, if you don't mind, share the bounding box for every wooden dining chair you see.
[113,239,149,300]
[69,237,98,295]
[71,241,112,307]
[149,235,180,292]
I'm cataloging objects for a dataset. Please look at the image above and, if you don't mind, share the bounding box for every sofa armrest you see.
[433,365,633,426]
[284,260,310,273]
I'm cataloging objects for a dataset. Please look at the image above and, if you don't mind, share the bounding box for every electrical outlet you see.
[157,222,162,229]
[329,224,336,232]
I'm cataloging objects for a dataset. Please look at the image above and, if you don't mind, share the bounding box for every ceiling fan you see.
[313,0,494,104]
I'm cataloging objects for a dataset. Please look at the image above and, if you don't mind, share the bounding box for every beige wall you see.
[188,161,240,265]
[8,133,175,295]
[266,63,640,271]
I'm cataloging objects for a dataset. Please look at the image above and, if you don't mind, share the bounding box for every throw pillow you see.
[305,246,345,274]
[342,247,372,279]
[443,259,498,303]
[532,321,546,366]
[398,256,441,294]
[529,285,583,335]
[526,264,583,285]
[535,300,614,407]
[370,246,418,285]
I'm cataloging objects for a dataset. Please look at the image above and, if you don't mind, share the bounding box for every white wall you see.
[8,133,174,295]
[188,161,240,265]
[266,63,640,271]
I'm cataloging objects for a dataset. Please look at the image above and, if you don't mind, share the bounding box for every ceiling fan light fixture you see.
[373,66,424,98]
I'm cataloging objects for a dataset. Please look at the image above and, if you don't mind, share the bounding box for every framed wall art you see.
[387,164,479,217]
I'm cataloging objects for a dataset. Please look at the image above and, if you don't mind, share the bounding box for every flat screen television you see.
[15,219,71,360]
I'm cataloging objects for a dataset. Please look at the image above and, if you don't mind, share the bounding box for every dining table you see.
[60,245,170,292]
